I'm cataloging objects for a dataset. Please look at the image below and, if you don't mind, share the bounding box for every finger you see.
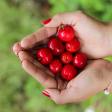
[18,50,53,76]
[18,51,57,88]
[45,60,112,104]
[45,11,83,27]
[18,51,34,62]
[21,27,57,49]
[18,52,65,93]
[44,84,84,104]
[13,42,23,56]
[44,87,77,104]
[18,51,55,87]
[22,59,57,88]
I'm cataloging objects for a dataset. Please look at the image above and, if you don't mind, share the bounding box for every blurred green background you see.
[0,0,112,112]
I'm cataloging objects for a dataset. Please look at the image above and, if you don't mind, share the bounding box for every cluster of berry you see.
[37,25,87,81]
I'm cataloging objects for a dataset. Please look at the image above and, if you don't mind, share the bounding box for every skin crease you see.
[13,11,112,104]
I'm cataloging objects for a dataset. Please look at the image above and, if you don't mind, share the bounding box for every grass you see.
[0,0,112,112]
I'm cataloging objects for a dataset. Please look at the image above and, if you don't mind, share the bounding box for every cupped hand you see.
[18,11,111,59]
[13,11,112,104]
[44,11,111,58]
[13,45,112,104]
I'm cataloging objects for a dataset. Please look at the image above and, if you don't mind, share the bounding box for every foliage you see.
[0,0,112,112]
[49,0,112,21]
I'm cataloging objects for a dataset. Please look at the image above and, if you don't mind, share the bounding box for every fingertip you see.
[20,38,28,49]
[42,18,52,25]
[44,89,63,104]
[44,89,55,98]
[12,43,17,55]
[42,90,51,98]
[21,36,34,49]
[44,19,58,27]
[12,42,22,55]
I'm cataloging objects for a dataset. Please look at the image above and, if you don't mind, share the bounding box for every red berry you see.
[61,52,73,64]
[48,38,64,55]
[66,39,80,53]
[73,53,87,69]
[57,25,75,42]
[61,64,77,81]
[37,48,53,65]
[50,59,62,74]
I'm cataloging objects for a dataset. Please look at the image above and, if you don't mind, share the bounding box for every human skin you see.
[13,11,112,104]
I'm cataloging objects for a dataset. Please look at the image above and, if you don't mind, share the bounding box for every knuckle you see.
[21,59,28,68]
[18,51,24,56]
[44,27,49,37]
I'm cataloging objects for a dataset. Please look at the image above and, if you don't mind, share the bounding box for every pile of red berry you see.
[37,25,87,81]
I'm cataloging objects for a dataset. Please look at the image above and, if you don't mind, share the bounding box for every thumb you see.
[42,88,66,104]
[44,12,82,27]
[42,87,79,104]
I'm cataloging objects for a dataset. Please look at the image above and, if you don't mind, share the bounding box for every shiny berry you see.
[57,25,75,42]
[61,64,77,81]
[49,59,62,74]
[73,53,87,69]
[37,48,53,65]
[61,52,73,64]
[48,38,64,55]
[66,39,80,53]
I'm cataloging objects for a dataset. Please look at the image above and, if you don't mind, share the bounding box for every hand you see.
[14,11,112,58]
[43,60,112,104]
[13,45,112,104]
[44,11,112,58]
[12,11,112,104]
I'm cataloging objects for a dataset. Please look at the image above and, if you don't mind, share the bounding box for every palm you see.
[44,11,108,59]
[73,17,107,58]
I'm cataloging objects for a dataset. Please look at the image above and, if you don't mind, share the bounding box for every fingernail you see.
[42,18,51,25]
[42,90,50,98]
